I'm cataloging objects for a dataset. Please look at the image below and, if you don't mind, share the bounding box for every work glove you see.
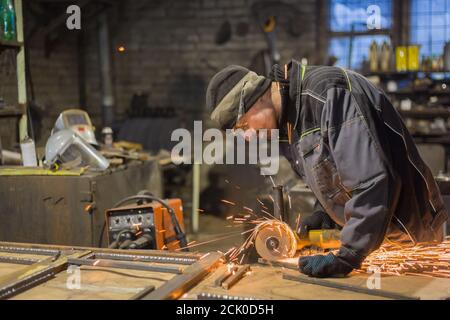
[297,210,337,239]
[298,247,362,278]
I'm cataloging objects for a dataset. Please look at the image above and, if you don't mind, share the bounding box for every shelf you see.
[0,106,23,117]
[365,71,450,78]
[398,108,450,119]
[389,89,450,96]
[0,39,22,48]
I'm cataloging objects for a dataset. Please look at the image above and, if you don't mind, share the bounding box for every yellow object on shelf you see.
[396,46,408,71]
[396,45,420,71]
[407,45,420,71]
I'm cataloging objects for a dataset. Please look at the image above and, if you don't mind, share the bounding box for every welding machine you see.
[104,193,187,251]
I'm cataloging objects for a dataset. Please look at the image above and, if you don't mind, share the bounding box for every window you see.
[328,0,393,70]
[410,0,450,58]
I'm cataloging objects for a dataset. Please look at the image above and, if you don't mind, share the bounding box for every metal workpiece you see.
[197,292,256,300]
[67,258,184,274]
[0,246,60,256]
[214,266,237,287]
[0,256,40,265]
[142,252,224,300]
[282,271,419,300]
[222,264,251,290]
[92,252,198,265]
[0,250,91,299]
[129,285,156,300]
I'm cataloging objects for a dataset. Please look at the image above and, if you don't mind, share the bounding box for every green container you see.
[1,0,16,41]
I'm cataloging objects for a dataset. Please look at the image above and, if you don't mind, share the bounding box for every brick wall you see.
[0,0,321,145]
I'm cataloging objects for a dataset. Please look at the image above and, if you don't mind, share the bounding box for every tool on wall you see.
[104,191,188,251]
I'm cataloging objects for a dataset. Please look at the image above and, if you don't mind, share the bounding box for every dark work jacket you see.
[280,60,448,267]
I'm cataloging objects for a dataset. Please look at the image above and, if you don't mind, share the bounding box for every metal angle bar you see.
[222,265,250,290]
[93,252,197,265]
[67,258,183,274]
[213,267,236,287]
[282,272,419,300]
[142,252,224,300]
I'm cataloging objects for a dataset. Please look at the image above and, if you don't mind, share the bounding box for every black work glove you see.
[298,247,363,278]
[297,210,337,239]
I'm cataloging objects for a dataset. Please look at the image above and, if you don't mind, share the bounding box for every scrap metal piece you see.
[222,264,251,290]
[254,221,297,261]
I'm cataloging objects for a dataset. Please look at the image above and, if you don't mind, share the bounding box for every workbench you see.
[0,160,162,247]
[0,241,448,300]
[188,261,450,300]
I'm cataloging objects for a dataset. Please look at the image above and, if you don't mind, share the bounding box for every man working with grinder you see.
[206,61,448,278]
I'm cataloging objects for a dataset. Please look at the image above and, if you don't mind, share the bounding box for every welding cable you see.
[99,194,188,251]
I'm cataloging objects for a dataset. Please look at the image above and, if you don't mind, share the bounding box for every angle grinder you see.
[254,220,341,261]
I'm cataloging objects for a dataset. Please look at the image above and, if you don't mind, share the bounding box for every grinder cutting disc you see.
[254,220,297,261]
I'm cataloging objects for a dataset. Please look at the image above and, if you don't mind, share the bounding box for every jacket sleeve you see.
[323,87,394,267]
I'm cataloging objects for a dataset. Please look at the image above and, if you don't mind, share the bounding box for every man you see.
[206,61,448,278]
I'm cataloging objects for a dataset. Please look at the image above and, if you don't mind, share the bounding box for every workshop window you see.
[328,0,393,70]
[410,0,450,58]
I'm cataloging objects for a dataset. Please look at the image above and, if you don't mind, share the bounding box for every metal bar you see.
[222,264,250,290]
[67,258,183,274]
[282,271,419,300]
[0,242,202,260]
[0,246,59,256]
[197,292,256,300]
[93,252,197,265]
[142,252,223,300]
[0,250,91,299]
[0,256,39,265]
[129,285,155,300]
